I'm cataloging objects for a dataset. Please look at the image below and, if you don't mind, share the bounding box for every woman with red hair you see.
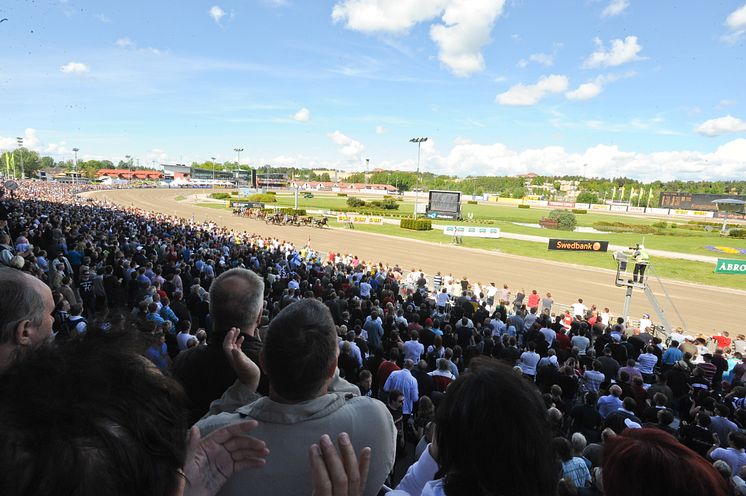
[602,428,729,496]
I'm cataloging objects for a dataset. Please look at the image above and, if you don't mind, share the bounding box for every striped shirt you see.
[562,457,591,488]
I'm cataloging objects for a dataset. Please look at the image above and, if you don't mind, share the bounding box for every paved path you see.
[87,188,745,336]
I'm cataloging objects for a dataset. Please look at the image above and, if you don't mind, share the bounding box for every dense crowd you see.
[1,179,746,496]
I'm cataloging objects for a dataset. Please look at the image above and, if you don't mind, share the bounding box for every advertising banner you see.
[645,207,670,215]
[548,201,575,208]
[443,226,501,238]
[715,259,746,274]
[590,204,611,211]
[548,239,609,252]
[627,206,645,213]
[337,214,384,225]
[610,205,628,212]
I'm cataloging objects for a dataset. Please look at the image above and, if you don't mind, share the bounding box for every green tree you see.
[548,209,577,231]
[319,172,331,182]
[575,192,599,204]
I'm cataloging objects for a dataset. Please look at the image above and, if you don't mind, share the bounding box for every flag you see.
[629,187,635,203]
[620,186,625,202]
[611,187,616,201]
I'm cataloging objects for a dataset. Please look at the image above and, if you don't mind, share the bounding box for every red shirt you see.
[712,335,732,349]
[528,293,541,308]
[377,361,400,390]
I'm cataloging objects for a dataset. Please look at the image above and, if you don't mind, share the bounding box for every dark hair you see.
[602,429,728,496]
[435,357,556,496]
[553,437,573,462]
[0,329,188,496]
[263,299,337,402]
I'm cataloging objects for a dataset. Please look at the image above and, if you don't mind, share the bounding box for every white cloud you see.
[695,115,746,137]
[94,13,111,23]
[209,5,226,23]
[566,81,602,101]
[327,130,365,158]
[0,128,70,157]
[495,74,568,106]
[60,62,90,74]
[331,0,448,34]
[719,99,737,108]
[565,73,627,101]
[582,36,644,68]
[375,126,386,134]
[292,107,310,122]
[420,138,746,181]
[601,0,629,17]
[517,52,554,68]
[331,0,506,77]
[115,38,135,48]
[429,0,507,77]
[722,3,746,43]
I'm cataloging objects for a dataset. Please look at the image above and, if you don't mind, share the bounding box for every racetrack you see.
[88,188,745,336]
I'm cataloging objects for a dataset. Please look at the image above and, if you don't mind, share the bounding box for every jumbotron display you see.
[427,190,462,219]
[659,192,746,211]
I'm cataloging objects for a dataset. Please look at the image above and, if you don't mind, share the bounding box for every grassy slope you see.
[267,194,746,260]
[198,195,745,289]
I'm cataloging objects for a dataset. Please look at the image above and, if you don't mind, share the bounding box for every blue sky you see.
[1,0,745,181]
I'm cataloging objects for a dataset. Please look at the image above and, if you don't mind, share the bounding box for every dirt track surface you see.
[89,188,745,337]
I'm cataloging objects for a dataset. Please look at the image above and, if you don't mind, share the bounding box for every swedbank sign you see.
[715,259,746,274]
[548,239,609,252]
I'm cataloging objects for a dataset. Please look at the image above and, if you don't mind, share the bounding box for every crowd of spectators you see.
[1,180,746,496]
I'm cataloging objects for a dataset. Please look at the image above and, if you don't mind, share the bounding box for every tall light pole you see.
[234,148,243,183]
[16,137,23,180]
[409,137,428,218]
[125,155,132,182]
[211,156,216,182]
[72,148,79,185]
[365,158,369,187]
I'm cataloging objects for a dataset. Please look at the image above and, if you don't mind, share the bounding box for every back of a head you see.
[435,357,556,496]
[602,429,728,496]
[209,268,265,337]
[263,299,337,402]
[0,329,188,496]
[0,267,47,346]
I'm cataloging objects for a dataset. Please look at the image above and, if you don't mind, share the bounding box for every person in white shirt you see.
[571,298,587,319]
[600,308,611,327]
[518,342,541,378]
[436,288,450,312]
[639,314,652,333]
[403,331,425,363]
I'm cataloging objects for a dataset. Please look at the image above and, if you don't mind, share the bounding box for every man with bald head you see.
[0,267,55,371]
[172,268,266,423]
[597,384,624,419]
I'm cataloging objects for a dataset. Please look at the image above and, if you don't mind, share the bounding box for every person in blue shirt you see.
[661,340,684,368]
[146,302,166,326]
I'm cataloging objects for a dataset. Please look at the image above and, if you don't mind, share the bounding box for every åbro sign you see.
[715,258,746,274]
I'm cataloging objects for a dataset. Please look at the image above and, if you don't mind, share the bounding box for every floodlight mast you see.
[409,137,428,218]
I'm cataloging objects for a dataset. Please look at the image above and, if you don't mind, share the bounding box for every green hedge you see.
[266,191,276,195]
[467,200,478,205]
[337,193,348,197]
[279,208,307,216]
[369,199,399,210]
[730,229,746,238]
[518,204,530,209]
[249,193,277,203]
[400,218,432,231]
[593,221,657,234]
[572,209,587,214]
[210,192,231,200]
[347,197,366,208]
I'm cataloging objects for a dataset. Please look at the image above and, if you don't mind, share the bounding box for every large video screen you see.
[659,192,746,211]
[428,190,461,213]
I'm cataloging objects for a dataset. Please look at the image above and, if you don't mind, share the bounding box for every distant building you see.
[288,180,397,193]
[96,169,163,180]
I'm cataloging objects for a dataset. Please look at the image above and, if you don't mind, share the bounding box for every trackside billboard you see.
[548,239,609,252]
[715,259,746,274]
